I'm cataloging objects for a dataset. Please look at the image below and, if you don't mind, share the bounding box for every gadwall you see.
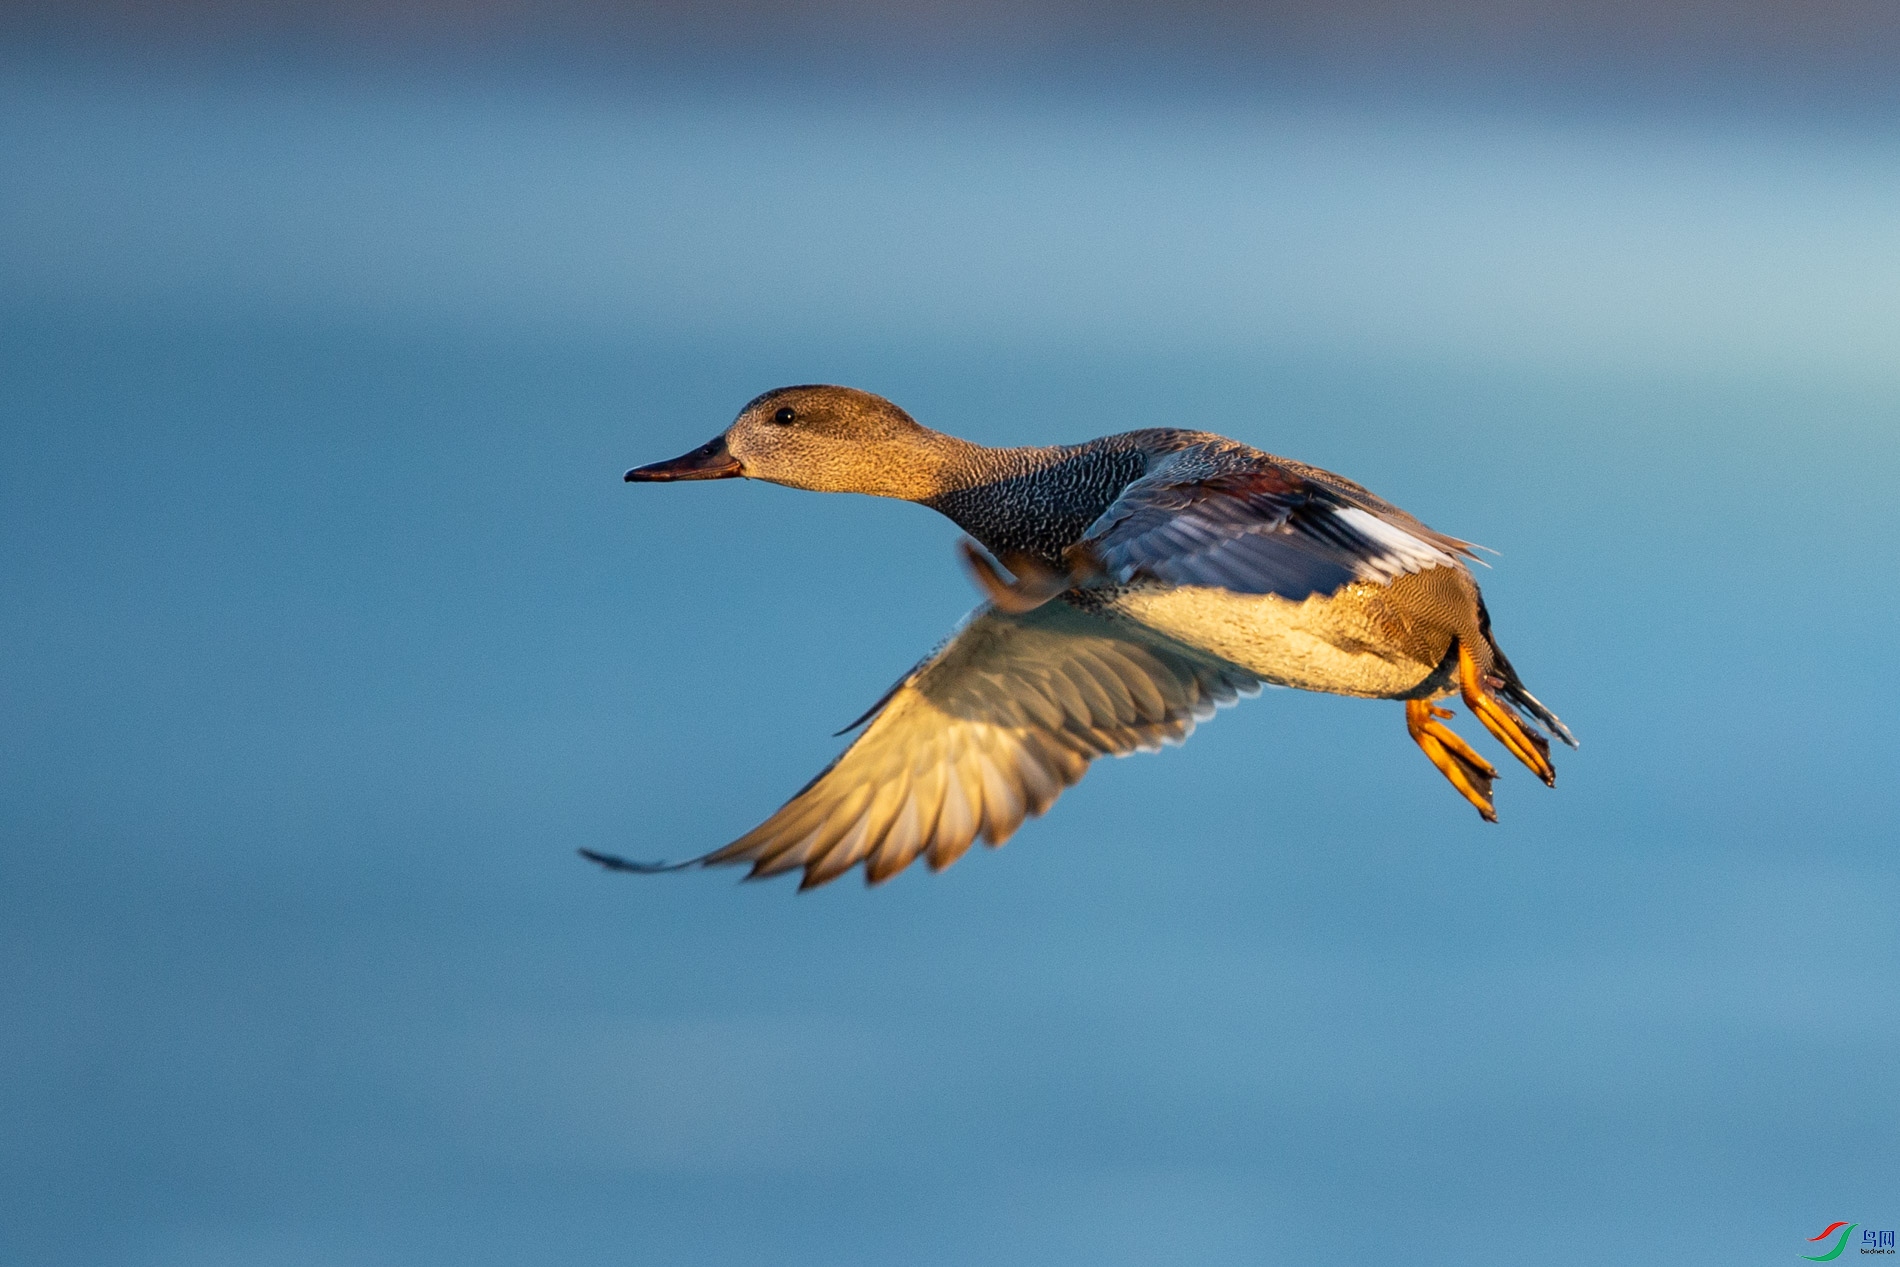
[592,385,1575,889]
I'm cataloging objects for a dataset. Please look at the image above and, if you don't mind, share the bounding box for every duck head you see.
[625,385,959,499]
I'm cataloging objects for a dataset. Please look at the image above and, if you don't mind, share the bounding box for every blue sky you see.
[2,33,1897,1267]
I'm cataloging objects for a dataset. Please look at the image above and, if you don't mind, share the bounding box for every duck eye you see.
[773,407,797,425]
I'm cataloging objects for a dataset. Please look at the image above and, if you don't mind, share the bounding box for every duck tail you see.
[1475,596,1578,749]
[1496,670,1577,749]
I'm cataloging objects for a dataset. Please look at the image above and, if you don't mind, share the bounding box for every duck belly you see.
[1099,577,1463,700]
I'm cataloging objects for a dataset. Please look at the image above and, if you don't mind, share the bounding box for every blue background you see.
[3,23,1897,1265]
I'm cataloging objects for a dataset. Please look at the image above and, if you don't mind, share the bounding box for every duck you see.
[590,384,1576,890]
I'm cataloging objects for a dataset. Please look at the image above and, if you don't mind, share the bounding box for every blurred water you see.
[7,61,1900,378]
[2,60,1897,1267]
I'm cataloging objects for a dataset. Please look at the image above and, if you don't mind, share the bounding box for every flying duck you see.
[592,385,1575,889]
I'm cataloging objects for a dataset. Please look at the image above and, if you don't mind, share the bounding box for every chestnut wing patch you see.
[1085,460,1465,600]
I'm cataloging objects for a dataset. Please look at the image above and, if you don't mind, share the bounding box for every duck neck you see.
[918,438,1149,565]
[878,430,1002,497]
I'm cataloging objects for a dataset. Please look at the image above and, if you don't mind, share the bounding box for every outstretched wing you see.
[1083,446,1479,600]
[652,599,1258,890]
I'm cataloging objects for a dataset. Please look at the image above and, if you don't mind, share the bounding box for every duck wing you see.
[607,599,1257,890]
[1082,445,1479,600]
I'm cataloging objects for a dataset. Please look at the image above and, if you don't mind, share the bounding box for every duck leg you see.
[1407,699,1499,822]
[1457,643,1555,786]
[958,541,1066,612]
[958,539,1105,613]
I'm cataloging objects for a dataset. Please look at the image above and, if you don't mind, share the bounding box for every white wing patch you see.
[1083,450,1478,602]
[1330,506,1461,582]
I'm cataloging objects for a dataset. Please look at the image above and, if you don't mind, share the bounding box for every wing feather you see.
[664,599,1258,888]
[1084,447,1476,601]
[929,763,978,872]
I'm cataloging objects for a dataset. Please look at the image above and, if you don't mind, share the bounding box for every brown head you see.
[625,385,970,500]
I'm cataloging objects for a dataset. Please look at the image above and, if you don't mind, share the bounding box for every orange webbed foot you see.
[957,539,1103,613]
[1458,644,1555,787]
[1407,698,1500,822]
